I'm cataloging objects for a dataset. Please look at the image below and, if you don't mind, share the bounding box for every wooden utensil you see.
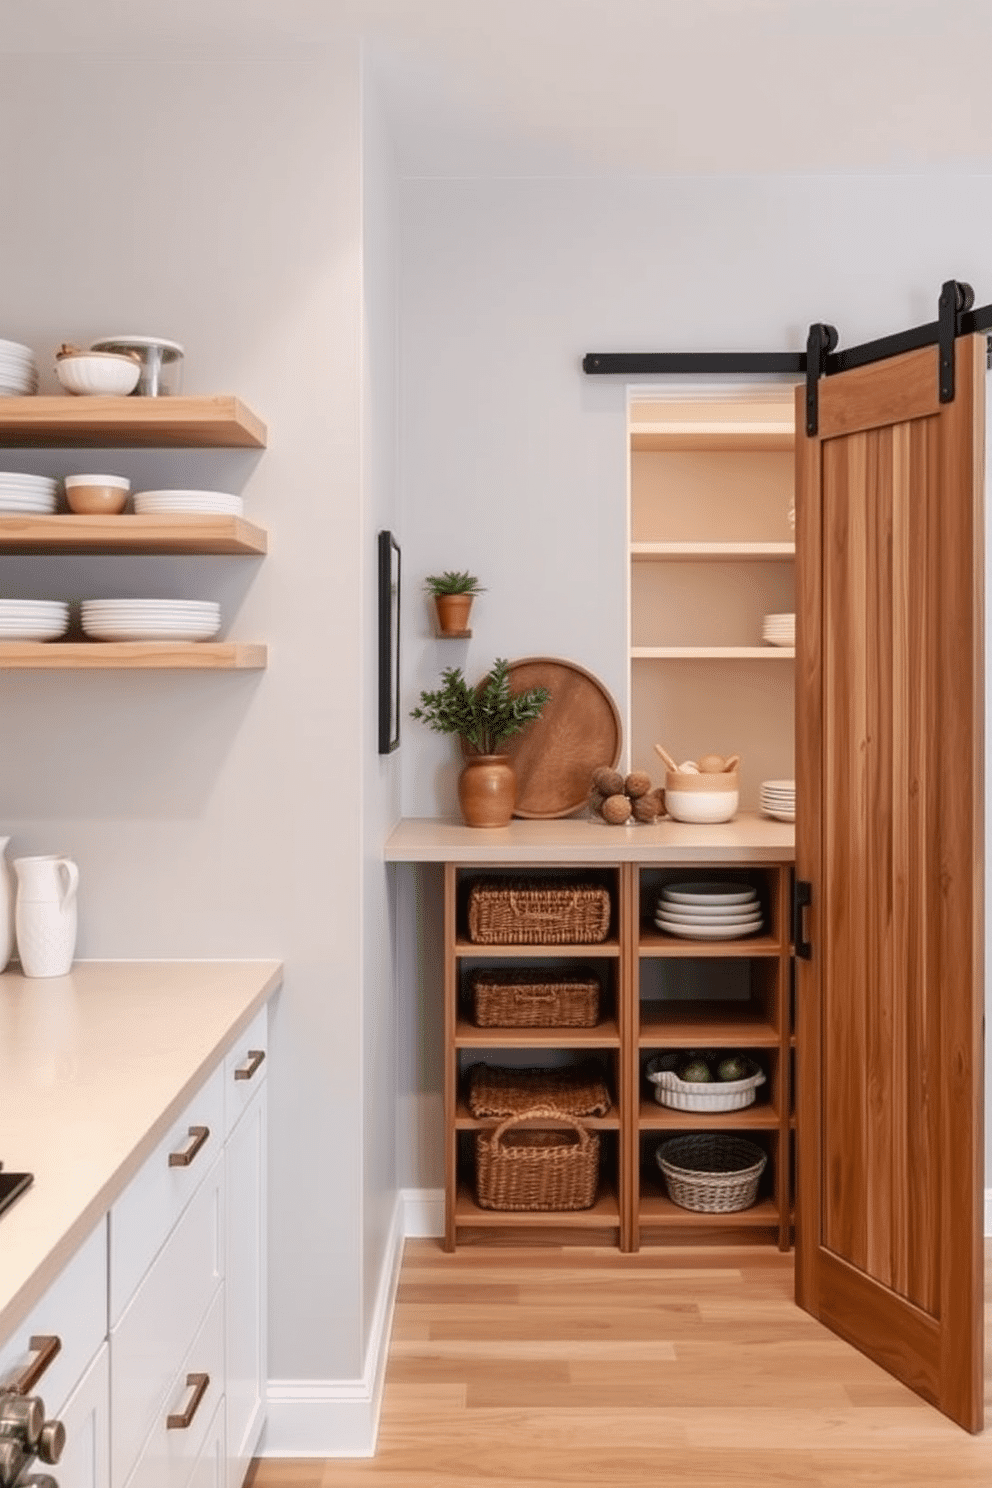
[654,743,680,773]
[721,755,740,772]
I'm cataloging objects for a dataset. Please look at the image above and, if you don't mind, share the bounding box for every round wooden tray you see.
[498,656,622,819]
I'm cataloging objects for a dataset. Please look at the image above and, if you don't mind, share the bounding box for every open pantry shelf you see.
[631,541,795,560]
[0,395,267,448]
[0,642,267,670]
[0,513,267,555]
[454,1015,621,1049]
[631,646,795,660]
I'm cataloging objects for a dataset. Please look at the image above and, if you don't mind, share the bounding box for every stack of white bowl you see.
[0,599,69,642]
[655,881,763,940]
[0,340,38,396]
[762,612,795,647]
[0,472,58,514]
[80,599,221,643]
[133,489,243,517]
[759,780,795,822]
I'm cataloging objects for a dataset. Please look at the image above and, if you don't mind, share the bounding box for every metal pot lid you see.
[90,336,184,360]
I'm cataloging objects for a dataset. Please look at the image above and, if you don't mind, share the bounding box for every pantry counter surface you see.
[384,812,795,864]
[0,958,283,1341]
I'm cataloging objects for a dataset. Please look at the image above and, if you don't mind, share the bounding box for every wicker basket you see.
[645,1052,765,1112]
[475,1106,600,1211]
[467,1060,612,1119]
[469,968,600,1027]
[467,879,611,945]
[655,1133,767,1213]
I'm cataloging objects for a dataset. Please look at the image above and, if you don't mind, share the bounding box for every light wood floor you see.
[248,1238,992,1487]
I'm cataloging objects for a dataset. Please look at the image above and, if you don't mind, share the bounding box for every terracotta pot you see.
[435,593,473,635]
[458,754,515,827]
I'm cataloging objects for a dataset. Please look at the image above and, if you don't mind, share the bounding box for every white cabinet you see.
[223,1007,268,1488]
[56,1344,110,1488]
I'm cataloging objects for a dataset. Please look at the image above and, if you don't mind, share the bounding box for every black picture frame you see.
[377,530,401,754]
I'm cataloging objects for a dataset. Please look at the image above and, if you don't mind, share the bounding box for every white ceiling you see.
[4,0,992,177]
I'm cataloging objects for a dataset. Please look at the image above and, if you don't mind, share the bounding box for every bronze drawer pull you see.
[7,1335,61,1396]
[168,1126,210,1168]
[234,1049,266,1082]
[166,1373,209,1430]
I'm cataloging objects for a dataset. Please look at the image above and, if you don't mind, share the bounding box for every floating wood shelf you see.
[0,396,267,448]
[0,642,266,670]
[631,646,795,660]
[630,423,794,452]
[0,514,267,556]
[630,541,795,560]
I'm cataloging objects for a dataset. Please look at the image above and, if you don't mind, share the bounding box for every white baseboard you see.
[401,1185,444,1238]
[261,1188,407,1458]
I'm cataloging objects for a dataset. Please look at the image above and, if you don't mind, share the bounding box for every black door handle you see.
[794,879,812,960]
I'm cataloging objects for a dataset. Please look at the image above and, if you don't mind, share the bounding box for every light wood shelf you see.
[637,1190,781,1227]
[0,396,266,448]
[630,424,794,452]
[455,1100,619,1131]
[638,1001,779,1047]
[638,929,781,958]
[631,541,795,560]
[631,646,795,660]
[0,641,266,670]
[455,1182,621,1228]
[0,513,266,555]
[454,1015,620,1049]
[637,1099,781,1131]
[454,937,621,959]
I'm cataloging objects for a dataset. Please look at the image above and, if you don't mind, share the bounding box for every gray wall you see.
[396,172,992,1190]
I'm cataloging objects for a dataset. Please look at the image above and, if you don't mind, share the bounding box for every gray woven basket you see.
[655,1133,767,1213]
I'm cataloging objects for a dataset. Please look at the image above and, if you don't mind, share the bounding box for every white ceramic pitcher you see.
[14,855,79,978]
[0,837,13,972]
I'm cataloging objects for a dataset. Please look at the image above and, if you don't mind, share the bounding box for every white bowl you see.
[664,789,739,824]
[55,352,141,397]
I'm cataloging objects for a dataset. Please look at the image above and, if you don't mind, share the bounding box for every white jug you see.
[14,855,79,978]
[0,837,12,972]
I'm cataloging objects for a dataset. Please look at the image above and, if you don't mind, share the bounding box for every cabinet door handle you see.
[234,1049,266,1082]
[168,1126,210,1168]
[6,1335,61,1396]
[166,1373,210,1430]
[794,879,813,960]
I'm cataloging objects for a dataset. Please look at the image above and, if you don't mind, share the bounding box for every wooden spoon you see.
[721,754,740,772]
[654,743,680,773]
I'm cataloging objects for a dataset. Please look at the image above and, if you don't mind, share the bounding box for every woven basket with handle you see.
[469,968,600,1027]
[467,880,611,945]
[475,1106,600,1211]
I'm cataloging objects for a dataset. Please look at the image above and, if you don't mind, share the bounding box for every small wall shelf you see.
[0,514,267,556]
[0,396,267,449]
[0,642,267,670]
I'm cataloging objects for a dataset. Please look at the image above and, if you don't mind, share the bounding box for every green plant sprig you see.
[423,570,486,597]
[410,657,550,755]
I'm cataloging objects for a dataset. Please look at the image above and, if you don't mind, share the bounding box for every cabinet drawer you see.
[110,1063,224,1324]
[0,1220,106,1417]
[54,1340,109,1488]
[223,1005,268,1137]
[111,1154,224,1488]
[122,1286,224,1488]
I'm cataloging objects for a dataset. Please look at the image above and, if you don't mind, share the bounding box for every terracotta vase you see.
[458,754,515,827]
[435,593,473,636]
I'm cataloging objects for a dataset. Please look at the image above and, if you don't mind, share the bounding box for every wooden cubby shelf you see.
[454,1016,620,1049]
[455,1182,621,1228]
[0,513,267,556]
[0,395,267,448]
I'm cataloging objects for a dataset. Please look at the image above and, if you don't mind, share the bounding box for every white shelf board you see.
[631,646,795,660]
[631,541,795,560]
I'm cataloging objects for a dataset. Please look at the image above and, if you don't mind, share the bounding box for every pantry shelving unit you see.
[628,387,797,806]
[0,394,268,670]
[385,817,795,1254]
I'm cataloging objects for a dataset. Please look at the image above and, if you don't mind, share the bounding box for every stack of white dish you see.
[762,612,795,647]
[655,881,763,940]
[759,780,795,822]
[0,599,69,641]
[80,599,221,643]
[0,473,58,514]
[133,489,243,517]
[0,339,38,396]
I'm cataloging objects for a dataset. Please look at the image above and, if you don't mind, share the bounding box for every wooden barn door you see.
[794,333,986,1431]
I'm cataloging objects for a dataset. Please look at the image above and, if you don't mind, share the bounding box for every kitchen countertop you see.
[0,959,283,1342]
[384,811,795,863]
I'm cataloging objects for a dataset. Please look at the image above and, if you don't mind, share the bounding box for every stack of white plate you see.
[0,599,69,641]
[762,612,795,647]
[133,490,243,517]
[655,881,763,940]
[0,473,58,515]
[80,599,221,643]
[0,339,38,396]
[760,780,795,822]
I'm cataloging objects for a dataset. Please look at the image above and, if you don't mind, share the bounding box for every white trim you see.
[260,1190,406,1457]
[401,1186,444,1239]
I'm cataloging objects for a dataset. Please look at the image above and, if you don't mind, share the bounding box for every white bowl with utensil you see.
[664,770,739,824]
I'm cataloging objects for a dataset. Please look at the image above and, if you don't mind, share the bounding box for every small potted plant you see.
[411,657,550,826]
[424,570,486,637]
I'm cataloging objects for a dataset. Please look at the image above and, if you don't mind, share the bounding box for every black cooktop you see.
[0,1170,33,1219]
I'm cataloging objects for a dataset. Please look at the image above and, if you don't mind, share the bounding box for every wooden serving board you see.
[499,656,622,819]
